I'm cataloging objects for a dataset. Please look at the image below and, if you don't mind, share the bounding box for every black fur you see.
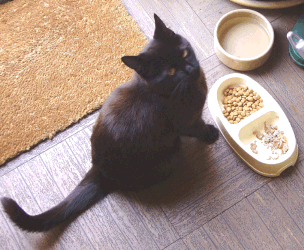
[0,0,13,4]
[1,14,219,232]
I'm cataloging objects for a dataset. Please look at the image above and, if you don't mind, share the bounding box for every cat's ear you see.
[121,56,145,74]
[153,14,175,41]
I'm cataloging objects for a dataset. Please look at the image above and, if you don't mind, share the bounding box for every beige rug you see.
[0,0,147,165]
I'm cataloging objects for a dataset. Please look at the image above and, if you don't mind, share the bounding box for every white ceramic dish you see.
[208,73,298,177]
[230,0,304,9]
[214,9,274,71]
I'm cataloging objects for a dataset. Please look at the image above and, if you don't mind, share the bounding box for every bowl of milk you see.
[214,9,274,71]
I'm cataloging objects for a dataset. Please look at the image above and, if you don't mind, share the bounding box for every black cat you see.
[1,14,219,232]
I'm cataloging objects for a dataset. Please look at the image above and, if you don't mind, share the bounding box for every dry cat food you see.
[250,122,289,160]
[222,85,264,124]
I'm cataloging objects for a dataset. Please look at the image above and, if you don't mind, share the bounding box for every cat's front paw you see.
[204,125,219,144]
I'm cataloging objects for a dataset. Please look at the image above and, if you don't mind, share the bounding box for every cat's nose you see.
[185,64,194,75]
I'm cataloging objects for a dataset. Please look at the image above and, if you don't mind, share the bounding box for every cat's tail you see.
[1,168,113,232]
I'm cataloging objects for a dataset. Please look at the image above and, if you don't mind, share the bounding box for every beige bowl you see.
[214,9,274,71]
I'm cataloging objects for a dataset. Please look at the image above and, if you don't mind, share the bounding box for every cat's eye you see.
[182,49,188,58]
[167,68,176,76]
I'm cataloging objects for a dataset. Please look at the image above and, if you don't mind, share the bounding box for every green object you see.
[289,13,304,66]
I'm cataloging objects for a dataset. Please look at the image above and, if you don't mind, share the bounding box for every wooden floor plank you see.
[0,159,64,250]
[297,155,304,177]
[65,129,92,172]
[170,167,269,237]
[200,2,292,35]
[127,190,180,249]
[271,17,304,82]
[164,239,188,250]
[268,164,304,234]
[203,215,244,250]
[121,0,155,40]
[185,0,231,20]
[200,54,222,74]
[19,154,93,250]
[78,202,133,250]
[105,192,160,250]
[248,184,304,249]
[0,210,21,250]
[222,198,282,249]
[39,141,86,196]
[158,152,244,220]
[159,0,214,58]
[134,0,212,61]
[277,5,304,30]
[183,227,217,250]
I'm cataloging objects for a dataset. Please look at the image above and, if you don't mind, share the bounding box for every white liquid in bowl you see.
[219,17,270,58]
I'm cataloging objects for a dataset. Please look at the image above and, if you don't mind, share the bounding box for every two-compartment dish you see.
[208,73,298,177]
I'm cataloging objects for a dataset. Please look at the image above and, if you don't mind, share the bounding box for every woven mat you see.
[0,0,147,165]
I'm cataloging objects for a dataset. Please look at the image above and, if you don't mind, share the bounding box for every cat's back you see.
[98,76,172,138]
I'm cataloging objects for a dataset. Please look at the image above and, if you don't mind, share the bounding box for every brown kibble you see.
[223,85,263,124]
[259,102,264,107]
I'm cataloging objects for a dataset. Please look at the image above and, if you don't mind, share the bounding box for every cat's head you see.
[122,14,200,97]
